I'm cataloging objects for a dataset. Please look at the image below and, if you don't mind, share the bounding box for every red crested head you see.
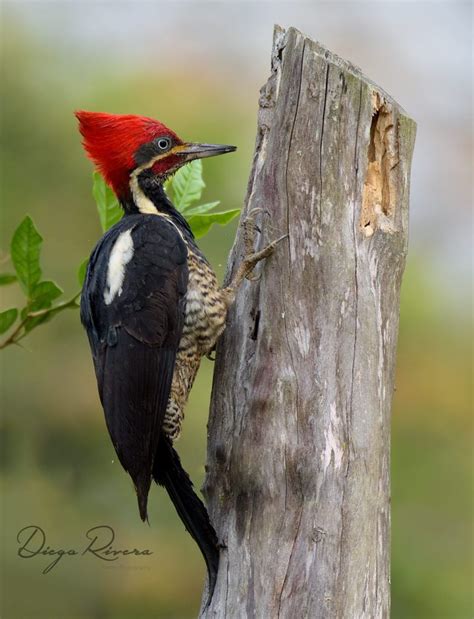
[75,111,182,196]
[76,110,237,205]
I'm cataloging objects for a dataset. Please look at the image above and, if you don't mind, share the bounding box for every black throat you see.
[120,171,195,242]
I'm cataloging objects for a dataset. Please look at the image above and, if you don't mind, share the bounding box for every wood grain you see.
[201,26,416,618]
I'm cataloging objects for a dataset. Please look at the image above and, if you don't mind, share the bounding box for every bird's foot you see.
[243,207,263,258]
[222,209,287,301]
[239,207,287,283]
[240,235,287,283]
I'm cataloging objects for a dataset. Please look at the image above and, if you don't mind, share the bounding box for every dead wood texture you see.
[201,26,416,619]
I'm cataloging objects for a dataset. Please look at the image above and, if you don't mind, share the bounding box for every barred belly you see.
[162,248,227,441]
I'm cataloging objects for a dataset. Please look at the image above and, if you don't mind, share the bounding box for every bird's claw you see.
[245,207,263,220]
[240,234,287,282]
[268,234,289,248]
[243,208,264,256]
[245,272,261,282]
[227,206,288,290]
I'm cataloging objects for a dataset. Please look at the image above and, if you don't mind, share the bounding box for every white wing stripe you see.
[103,229,134,305]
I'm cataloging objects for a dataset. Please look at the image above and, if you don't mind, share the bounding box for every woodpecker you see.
[76,111,280,601]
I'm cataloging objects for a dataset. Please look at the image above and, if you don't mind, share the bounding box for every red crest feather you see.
[75,111,181,196]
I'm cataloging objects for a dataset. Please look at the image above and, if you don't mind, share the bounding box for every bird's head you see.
[75,111,236,199]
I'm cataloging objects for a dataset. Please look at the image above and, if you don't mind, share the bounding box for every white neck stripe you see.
[129,175,159,215]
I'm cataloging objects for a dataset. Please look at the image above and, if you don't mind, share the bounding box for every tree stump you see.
[201,25,416,619]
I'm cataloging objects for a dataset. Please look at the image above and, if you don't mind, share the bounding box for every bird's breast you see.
[180,248,227,354]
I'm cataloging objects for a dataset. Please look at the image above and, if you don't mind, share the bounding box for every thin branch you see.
[0,291,81,350]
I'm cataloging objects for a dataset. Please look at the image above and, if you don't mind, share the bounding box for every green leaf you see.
[171,159,205,211]
[0,273,17,286]
[183,201,221,217]
[0,308,18,334]
[165,161,238,237]
[92,171,123,232]
[10,216,43,296]
[187,209,241,239]
[77,258,89,286]
[30,280,63,311]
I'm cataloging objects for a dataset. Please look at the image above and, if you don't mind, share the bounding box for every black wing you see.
[81,214,188,520]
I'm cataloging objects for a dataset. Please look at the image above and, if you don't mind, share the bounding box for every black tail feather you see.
[136,475,151,523]
[153,435,219,605]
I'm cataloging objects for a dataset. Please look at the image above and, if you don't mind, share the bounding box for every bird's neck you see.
[121,177,194,240]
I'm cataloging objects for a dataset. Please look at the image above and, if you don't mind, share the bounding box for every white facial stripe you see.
[129,174,159,215]
[104,229,134,305]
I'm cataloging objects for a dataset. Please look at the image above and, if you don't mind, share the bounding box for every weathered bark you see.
[201,26,416,619]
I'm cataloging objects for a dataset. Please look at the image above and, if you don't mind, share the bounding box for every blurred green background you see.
[0,2,471,618]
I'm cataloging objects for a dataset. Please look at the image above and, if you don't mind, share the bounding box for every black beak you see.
[178,142,237,161]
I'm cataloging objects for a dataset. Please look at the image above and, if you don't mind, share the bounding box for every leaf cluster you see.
[0,217,79,349]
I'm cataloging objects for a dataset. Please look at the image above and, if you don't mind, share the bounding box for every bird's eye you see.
[157,138,171,151]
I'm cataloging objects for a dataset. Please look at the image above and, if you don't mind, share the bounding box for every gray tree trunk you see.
[201,26,416,619]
